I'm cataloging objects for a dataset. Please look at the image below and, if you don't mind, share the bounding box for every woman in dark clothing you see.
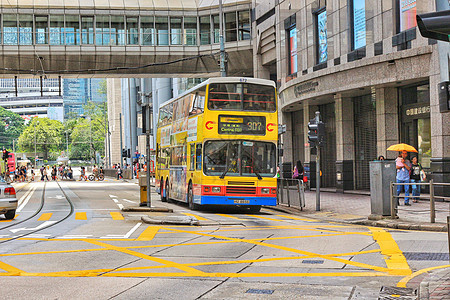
[410,156,425,203]
[292,160,303,179]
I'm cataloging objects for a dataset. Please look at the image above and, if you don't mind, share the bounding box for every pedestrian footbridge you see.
[0,0,252,77]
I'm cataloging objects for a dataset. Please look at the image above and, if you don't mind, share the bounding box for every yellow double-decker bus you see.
[155,77,278,212]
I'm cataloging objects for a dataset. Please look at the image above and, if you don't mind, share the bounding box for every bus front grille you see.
[227,181,255,186]
[226,186,257,194]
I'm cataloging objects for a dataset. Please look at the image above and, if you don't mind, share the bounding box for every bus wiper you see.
[253,167,263,180]
[219,166,230,179]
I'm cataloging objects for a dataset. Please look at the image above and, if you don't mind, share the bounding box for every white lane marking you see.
[47,195,66,200]
[17,184,36,207]
[122,198,137,204]
[112,199,119,203]
[124,222,142,238]
[117,204,124,210]
[10,221,57,233]
[100,222,142,239]
[19,209,121,212]
[17,185,38,212]
[109,195,117,198]
[56,235,93,239]
[27,234,51,238]
[0,235,10,238]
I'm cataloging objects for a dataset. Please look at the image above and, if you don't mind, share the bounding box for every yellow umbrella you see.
[387,143,418,153]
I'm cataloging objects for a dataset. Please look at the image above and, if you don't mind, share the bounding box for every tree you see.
[18,117,64,160]
[0,107,25,150]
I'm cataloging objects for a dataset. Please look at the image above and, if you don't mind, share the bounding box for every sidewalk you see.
[418,266,450,300]
[275,190,449,232]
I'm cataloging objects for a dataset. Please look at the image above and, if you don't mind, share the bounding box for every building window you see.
[81,16,94,44]
[141,16,155,46]
[316,9,327,64]
[65,15,80,45]
[200,16,211,45]
[287,25,297,75]
[50,15,64,45]
[110,16,125,45]
[19,15,33,45]
[3,14,17,45]
[35,16,48,44]
[238,11,250,40]
[127,17,139,45]
[96,16,110,45]
[155,17,169,45]
[351,0,366,50]
[225,12,237,42]
[170,17,182,45]
[184,17,197,46]
[213,15,220,43]
[399,0,417,32]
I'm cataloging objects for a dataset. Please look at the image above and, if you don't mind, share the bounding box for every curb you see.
[141,215,199,225]
[264,205,448,232]
[122,207,173,213]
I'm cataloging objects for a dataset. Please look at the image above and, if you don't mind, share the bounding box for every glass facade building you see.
[63,79,106,117]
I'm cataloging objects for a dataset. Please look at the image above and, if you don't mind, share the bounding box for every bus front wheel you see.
[188,183,199,210]
[248,205,261,213]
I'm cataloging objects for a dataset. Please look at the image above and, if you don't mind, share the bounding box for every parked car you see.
[0,176,17,219]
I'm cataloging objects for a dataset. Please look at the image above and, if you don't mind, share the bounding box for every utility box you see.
[369,161,396,216]
[139,173,147,206]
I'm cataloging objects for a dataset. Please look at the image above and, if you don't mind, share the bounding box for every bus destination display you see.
[218,115,266,135]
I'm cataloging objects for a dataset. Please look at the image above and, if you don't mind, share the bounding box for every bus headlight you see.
[261,188,270,194]
[212,187,221,193]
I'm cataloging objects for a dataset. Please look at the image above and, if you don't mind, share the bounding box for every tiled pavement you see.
[419,267,450,300]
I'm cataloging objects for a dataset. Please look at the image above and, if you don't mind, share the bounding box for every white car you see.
[0,177,17,220]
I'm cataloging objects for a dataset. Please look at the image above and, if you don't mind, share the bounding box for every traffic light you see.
[2,150,9,161]
[122,149,127,158]
[308,119,318,147]
[127,149,131,158]
[416,10,450,42]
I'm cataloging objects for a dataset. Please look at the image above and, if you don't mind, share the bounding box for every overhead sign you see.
[218,115,266,135]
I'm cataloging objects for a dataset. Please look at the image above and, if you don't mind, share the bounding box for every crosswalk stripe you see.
[38,213,53,221]
[110,212,124,220]
[216,213,245,220]
[75,212,87,220]
[182,212,208,221]
[246,214,282,222]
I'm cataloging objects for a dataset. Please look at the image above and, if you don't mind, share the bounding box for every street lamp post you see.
[34,122,37,168]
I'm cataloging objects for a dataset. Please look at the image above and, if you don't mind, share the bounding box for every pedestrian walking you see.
[51,166,57,181]
[42,166,49,181]
[410,156,425,203]
[79,166,87,181]
[30,168,35,181]
[117,166,123,180]
[396,150,412,205]
[292,160,303,180]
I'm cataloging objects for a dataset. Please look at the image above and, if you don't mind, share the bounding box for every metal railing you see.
[277,178,305,210]
[390,179,450,223]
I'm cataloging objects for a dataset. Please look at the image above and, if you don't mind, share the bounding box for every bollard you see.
[140,186,147,206]
[390,182,396,218]
[430,179,435,223]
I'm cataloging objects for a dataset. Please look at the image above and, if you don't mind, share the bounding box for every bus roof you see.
[159,77,276,109]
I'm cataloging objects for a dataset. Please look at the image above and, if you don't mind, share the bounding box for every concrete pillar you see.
[335,94,355,192]
[107,78,122,166]
[303,100,311,164]
[376,87,400,160]
[281,111,293,165]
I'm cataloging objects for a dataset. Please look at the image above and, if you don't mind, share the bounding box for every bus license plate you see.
[234,199,250,204]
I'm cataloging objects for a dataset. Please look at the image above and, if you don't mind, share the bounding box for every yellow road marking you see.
[0,260,24,275]
[136,226,160,241]
[164,227,390,274]
[0,248,109,257]
[216,213,245,220]
[110,212,124,220]
[75,212,87,220]
[182,213,208,221]
[85,239,206,276]
[397,264,450,287]
[0,214,19,222]
[276,215,318,222]
[246,214,282,221]
[38,213,52,221]
[370,228,411,275]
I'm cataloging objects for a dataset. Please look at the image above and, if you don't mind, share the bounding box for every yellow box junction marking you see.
[75,212,87,220]
[110,212,124,220]
[370,227,411,275]
[0,260,24,275]
[216,213,245,220]
[276,215,318,222]
[182,212,208,221]
[137,226,160,241]
[38,213,52,221]
[246,214,282,222]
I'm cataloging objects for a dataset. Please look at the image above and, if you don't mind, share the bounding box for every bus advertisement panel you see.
[155,77,278,212]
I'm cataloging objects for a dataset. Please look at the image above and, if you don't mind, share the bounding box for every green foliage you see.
[0,107,25,150]
[18,117,64,160]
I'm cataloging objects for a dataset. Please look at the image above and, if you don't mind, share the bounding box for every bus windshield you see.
[203,140,276,177]
[208,83,276,112]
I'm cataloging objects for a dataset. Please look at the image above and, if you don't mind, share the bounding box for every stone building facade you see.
[253,0,449,195]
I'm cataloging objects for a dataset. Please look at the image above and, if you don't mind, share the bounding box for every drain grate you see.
[302,260,324,264]
[403,252,449,261]
[246,289,274,295]
[379,286,417,300]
